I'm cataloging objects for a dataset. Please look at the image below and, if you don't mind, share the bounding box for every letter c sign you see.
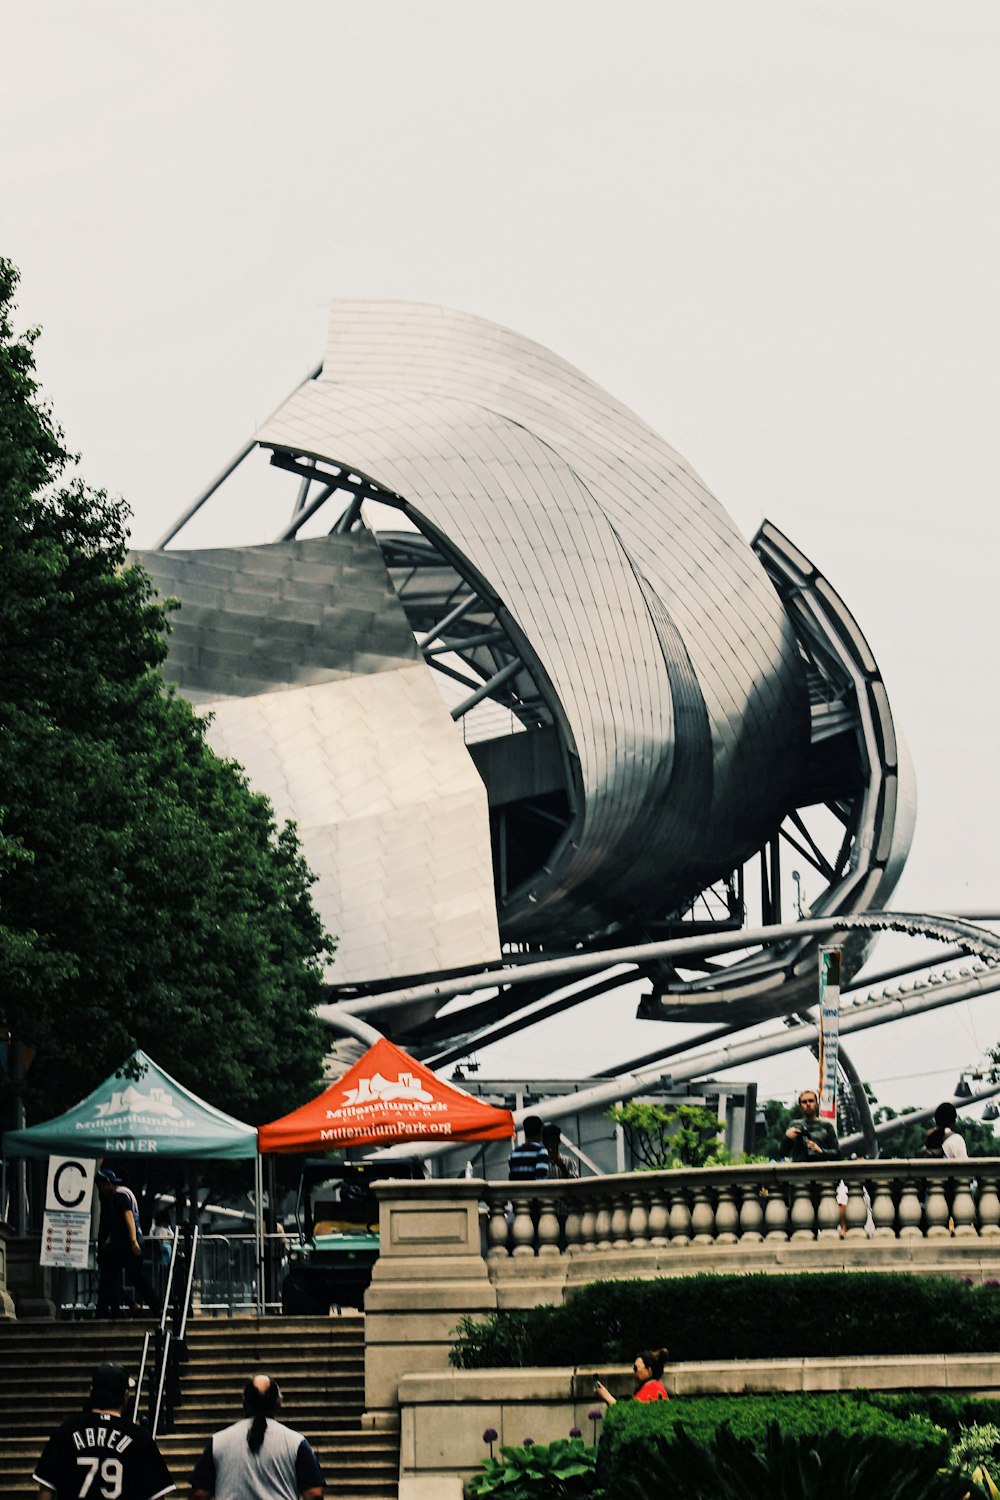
[45,1156,97,1214]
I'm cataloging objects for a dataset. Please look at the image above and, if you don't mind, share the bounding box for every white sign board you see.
[40,1156,96,1269]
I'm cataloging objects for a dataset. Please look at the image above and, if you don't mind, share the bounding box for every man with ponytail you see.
[190,1376,324,1500]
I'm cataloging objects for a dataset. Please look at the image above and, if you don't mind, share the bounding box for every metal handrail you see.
[178,1225,199,1342]
[133,1332,150,1424]
[151,1330,171,1439]
[157,1226,181,1335]
[148,1224,199,1436]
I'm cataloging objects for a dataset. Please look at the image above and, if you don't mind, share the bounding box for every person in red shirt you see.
[594,1347,670,1406]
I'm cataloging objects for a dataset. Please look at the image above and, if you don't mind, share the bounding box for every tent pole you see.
[255,1154,265,1317]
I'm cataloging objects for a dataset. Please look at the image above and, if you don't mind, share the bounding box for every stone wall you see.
[369,1164,1000,1446]
[396,1354,1000,1498]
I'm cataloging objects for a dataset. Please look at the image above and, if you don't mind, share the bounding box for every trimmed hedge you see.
[603,1392,947,1447]
[597,1395,969,1498]
[857,1390,1000,1436]
[450,1272,1000,1367]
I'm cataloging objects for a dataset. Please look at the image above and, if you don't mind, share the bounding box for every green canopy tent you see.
[2,1050,257,1161]
[2,1050,265,1310]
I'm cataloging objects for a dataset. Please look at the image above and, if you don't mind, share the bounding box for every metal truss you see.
[368,919,1000,1161]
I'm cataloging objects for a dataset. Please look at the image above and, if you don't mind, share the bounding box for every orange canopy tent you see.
[257,1037,515,1153]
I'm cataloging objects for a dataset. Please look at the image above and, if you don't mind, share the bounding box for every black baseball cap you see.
[89,1363,133,1407]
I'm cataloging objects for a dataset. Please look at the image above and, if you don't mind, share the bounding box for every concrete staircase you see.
[0,1315,398,1499]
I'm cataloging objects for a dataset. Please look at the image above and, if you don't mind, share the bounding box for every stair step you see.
[0,1315,397,1499]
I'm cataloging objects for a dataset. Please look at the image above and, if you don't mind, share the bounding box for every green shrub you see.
[601,1392,947,1452]
[450,1272,1000,1368]
[855,1390,1000,1435]
[597,1396,970,1498]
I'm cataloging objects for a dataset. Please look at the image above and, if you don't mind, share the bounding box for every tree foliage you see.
[0,258,334,1124]
[754,1098,796,1159]
[610,1099,730,1169]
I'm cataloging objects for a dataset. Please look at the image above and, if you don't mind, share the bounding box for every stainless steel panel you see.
[134,533,501,985]
[256,302,810,939]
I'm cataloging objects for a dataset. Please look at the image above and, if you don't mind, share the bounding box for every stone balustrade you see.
[365,1163,1000,1431]
[483,1158,1000,1263]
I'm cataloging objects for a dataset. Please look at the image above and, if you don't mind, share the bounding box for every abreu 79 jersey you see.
[34,1411,175,1500]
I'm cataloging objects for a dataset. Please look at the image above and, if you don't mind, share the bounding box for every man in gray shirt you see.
[190,1376,323,1500]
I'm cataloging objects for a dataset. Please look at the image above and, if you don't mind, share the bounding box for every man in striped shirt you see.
[508,1116,550,1180]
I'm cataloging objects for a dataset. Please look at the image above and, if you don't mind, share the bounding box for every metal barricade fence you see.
[189,1232,287,1316]
[53,1253,99,1317]
[53,1231,288,1318]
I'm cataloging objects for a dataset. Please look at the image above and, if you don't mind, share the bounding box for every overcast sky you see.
[4,1,999,1115]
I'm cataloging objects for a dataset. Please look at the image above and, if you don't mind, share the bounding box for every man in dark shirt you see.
[508,1115,550,1179]
[778,1088,840,1161]
[34,1361,175,1500]
[95,1169,160,1318]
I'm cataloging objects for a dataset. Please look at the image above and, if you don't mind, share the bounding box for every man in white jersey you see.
[190,1375,324,1500]
[34,1362,175,1500]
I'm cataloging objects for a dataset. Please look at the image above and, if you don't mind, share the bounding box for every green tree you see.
[0,258,334,1124]
[755,1098,796,1159]
[610,1099,729,1169]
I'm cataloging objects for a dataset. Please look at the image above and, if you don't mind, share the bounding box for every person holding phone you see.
[593,1348,670,1406]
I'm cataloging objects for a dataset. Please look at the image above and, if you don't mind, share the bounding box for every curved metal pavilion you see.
[140,300,920,1071]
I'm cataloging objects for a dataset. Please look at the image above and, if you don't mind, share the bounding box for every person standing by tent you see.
[508,1116,550,1179]
[95,1170,160,1319]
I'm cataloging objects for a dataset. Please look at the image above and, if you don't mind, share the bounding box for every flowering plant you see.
[466,1435,598,1498]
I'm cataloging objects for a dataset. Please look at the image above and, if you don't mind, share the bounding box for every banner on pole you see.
[818,947,842,1124]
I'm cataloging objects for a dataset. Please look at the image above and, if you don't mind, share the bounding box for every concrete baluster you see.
[486,1195,511,1261]
[594,1196,613,1251]
[816,1179,840,1239]
[896,1177,924,1240]
[978,1172,1000,1238]
[667,1186,692,1246]
[714,1182,739,1244]
[789,1177,816,1241]
[738,1183,764,1243]
[611,1194,631,1250]
[510,1196,537,1258]
[869,1174,897,1239]
[844,1181,869,1241]
[563,1198,583,1253]
[923,1171,951,1239]
[690,1183,716,1245]
[763,1184,789,1241]
[647,1188,669,1247]
[952,1175,979,1239]
[578,1197,597,1251]
[628,1190,649,1247]
[536,1195,562,1257]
